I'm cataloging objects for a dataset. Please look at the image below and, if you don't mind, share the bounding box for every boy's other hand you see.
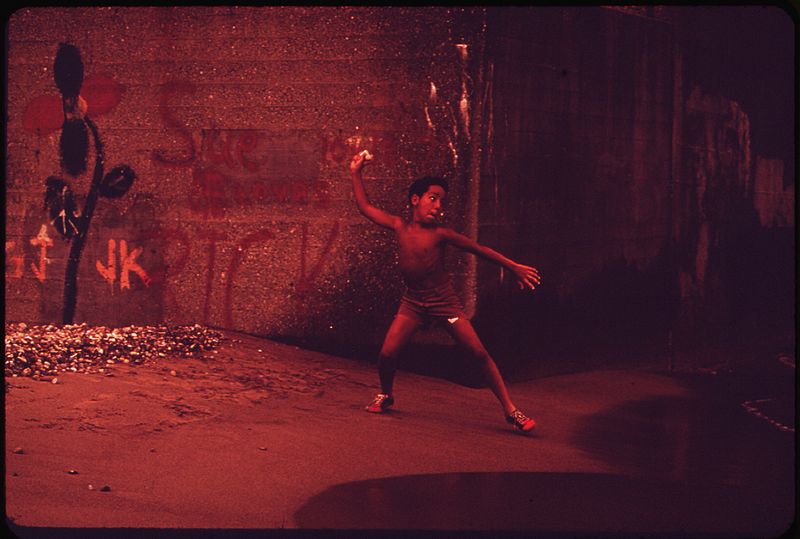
[512,263,541,291]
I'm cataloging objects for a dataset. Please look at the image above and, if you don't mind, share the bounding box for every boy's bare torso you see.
[349,150,540,294]
[395,221,449,290]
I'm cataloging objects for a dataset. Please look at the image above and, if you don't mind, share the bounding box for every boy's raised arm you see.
[439,228,541,290]
[350,152,401,230]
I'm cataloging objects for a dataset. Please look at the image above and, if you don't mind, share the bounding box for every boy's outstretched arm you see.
[350,152,401,230]
[440,228,541,290]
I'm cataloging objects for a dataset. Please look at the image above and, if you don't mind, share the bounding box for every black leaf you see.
[60,119,89,177]
[44,176,68,217]
[43,176,80,239]
[99,165,136,199]
[54,43,84,99]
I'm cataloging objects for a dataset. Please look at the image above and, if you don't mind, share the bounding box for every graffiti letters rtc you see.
[42,43,139,324]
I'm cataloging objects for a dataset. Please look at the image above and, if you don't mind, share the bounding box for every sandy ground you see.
[4,330,795,536]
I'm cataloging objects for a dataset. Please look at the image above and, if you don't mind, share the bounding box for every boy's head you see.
[408,176,448,205]
[408,176,448,225]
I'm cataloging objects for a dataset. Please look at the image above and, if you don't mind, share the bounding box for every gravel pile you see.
[5,323,222,380]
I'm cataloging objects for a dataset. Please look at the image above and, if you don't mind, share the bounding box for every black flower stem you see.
[62,116,104,324]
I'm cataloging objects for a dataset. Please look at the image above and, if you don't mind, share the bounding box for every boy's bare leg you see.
[446,318,517,416]
[376,313,421,395]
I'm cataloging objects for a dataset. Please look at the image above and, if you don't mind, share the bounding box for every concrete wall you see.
[471,6,793,375]
[5,7,794,374]
[674,86,794,349]
[5,6,484,357]
[472,8,676,371]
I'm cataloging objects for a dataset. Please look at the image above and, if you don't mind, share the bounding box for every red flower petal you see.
[22,74,124,134]
[81,74,124,116]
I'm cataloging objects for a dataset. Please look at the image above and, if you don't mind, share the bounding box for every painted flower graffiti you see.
[42,43,137,324]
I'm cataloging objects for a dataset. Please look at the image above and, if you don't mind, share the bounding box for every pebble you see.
[100,485,111,492]
[13,447,24,454]
[66,470,79,475]
[4,323,222,381]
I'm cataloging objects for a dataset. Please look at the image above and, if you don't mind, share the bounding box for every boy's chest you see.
[397,226,442,257]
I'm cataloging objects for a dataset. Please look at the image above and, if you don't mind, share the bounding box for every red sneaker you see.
[366,393,394,413]
[506,409,536,432]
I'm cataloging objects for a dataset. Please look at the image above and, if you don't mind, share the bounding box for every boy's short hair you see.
[408,176,449,205]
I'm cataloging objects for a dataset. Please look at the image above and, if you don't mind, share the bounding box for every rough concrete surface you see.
[5,330,795,538]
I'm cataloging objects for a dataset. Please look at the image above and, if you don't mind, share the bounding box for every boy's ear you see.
[410,194,420,206]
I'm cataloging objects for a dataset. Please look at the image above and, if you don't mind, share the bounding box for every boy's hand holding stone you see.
[350,150,373,173]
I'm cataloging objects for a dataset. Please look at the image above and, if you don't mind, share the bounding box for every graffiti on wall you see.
[34,43,138,324]
[145,78,346,326]
[153,80,197,166]
[134,222,340,327]
[5,218,340,328]
[5,242,25,279]
[95,239,153,291]
[14,39,425,329]
[189,130,333,218]
[5,226,56,282]
[29,225,54,282]
[153,81,335,219]
[15,71,348,328]
[23,75,124,136]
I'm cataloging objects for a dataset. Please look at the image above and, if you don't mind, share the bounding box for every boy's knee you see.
[378,350,397,363]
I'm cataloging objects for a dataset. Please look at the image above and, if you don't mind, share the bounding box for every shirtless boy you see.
[350,151,541,432]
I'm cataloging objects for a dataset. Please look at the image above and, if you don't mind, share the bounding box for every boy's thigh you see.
[445,317,489,357]
[380,313,421,357]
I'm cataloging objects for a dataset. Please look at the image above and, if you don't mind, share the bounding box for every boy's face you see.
[412,185,446,225]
